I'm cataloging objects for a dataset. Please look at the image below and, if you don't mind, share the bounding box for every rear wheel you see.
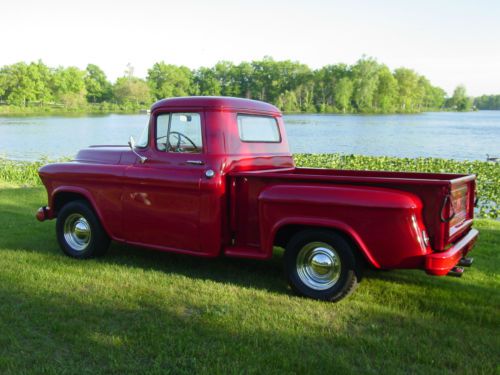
[284,229,361,302]
[56,200,110,259]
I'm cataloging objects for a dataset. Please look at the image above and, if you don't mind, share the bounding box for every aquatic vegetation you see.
[295,154,499,219]
[1,154,498,218]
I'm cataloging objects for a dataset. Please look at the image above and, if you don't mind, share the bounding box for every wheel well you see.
[274,224,370,267]
[53,192,90,214]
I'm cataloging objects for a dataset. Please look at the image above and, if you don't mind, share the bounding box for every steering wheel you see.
[167,131,199,152]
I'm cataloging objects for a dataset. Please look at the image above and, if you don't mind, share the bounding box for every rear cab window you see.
[237,115,281,143]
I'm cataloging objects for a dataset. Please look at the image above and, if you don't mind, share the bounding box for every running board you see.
[224,246,270,260]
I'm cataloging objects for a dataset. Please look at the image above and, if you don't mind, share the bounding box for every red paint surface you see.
[37,96,478,275]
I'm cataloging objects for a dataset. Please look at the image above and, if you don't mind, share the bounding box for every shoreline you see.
[0,107,480,117]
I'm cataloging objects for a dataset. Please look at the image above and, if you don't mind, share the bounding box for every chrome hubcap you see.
[63,214,91,251]
[296,242,341,290]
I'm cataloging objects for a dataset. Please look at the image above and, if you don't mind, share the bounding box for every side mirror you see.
[128,136,147,164]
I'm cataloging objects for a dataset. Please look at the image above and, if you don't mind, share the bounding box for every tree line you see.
[0,57,484,113]
[474,95,500,110]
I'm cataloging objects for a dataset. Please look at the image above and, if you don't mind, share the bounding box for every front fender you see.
[50,186,116,239]
[38,161,126,241]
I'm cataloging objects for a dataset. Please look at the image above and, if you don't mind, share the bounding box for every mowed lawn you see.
[0,183,498,374]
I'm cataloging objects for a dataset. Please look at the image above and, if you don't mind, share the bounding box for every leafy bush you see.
[295,154,499,219]
[0,157,70,186]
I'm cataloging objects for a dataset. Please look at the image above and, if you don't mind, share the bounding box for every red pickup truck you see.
[37,96,478,302]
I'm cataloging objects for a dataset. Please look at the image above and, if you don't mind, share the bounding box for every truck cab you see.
[37,97,478,302]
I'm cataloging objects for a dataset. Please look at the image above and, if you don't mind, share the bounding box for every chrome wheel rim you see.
[296,242,341,290]
[63,213,91,251]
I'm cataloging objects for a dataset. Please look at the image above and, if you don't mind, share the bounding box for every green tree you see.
[250,57,276,101]
[474,95,500,110]
[113,76,151,106]
[214,61,240,97]
[314,64,350,112]
[0,76,4,100]
[27,61,53,105]
[234,62,254,99]
[450,85,472,111]
[394,68,420,112]
[426,86,446,109]
[51,66,87,108]
[85,64,112,103]
[0,62,44,106]
[0,57,457,114]
[147,62,192,100]
[334,77,354,113]
[288,63,314,111]
[373,66,397,113]
[192,67,221,96]
[276,90,299,112]
[351,57,380,112]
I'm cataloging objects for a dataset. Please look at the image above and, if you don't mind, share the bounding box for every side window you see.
[155,113,203,153]
[156,114,170,151]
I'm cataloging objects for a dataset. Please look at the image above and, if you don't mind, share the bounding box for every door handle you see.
[186,160,205,165]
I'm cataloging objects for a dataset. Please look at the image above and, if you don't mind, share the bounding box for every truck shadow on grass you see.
[104,242,290,295]
[96,222,499,304]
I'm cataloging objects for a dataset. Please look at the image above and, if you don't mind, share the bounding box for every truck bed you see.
[229,167,476,251]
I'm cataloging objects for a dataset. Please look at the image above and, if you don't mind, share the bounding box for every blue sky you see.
[1,0,499,96]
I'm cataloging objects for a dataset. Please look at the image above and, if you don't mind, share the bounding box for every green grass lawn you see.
[0,184,499,374]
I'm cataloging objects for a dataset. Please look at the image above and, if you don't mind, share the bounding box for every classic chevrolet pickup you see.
[37,96,478,301]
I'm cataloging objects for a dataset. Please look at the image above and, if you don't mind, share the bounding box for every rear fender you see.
[267,217,380,268]
[258,184,426,269]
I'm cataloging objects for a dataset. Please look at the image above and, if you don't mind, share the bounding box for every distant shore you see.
[0,105,148,116]
[0,105,482,117]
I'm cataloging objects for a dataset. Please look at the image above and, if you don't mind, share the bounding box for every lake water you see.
[0,111,499,161]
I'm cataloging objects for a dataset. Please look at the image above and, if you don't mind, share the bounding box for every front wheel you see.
[284,229,361,302]
[56,200,110,259]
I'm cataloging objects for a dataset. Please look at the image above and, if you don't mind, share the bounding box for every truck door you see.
[122,112,206,252]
